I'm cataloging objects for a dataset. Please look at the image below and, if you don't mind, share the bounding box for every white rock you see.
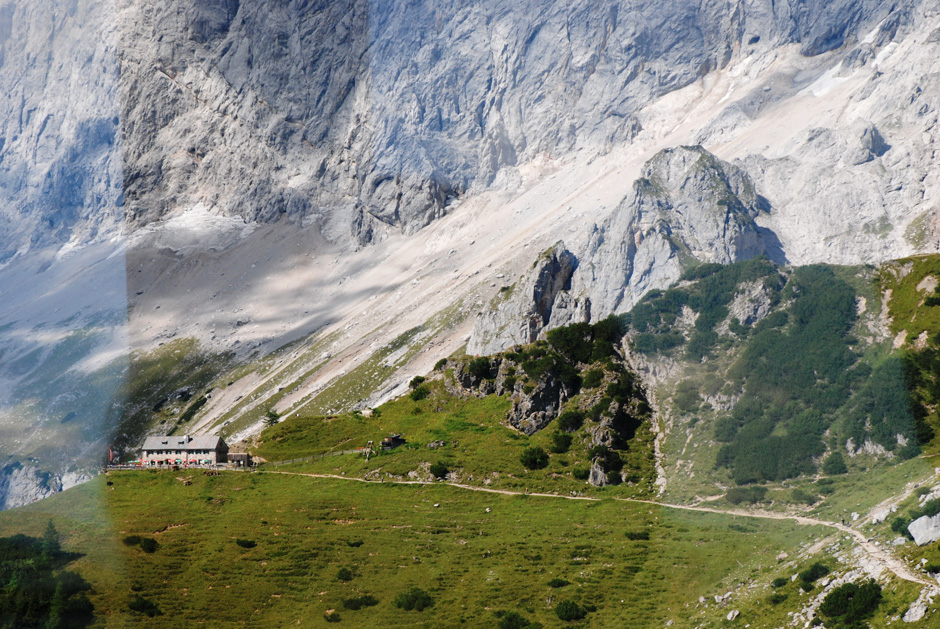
[909,514,940,546]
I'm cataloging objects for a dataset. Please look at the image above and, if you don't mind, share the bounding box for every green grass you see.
[0,471,857,628]
[880,255,940,340]
[253,378,657,497]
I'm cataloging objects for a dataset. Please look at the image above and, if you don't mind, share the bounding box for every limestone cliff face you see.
[0,0,122,262]
[113,0,914,246]
[469,146,770,353]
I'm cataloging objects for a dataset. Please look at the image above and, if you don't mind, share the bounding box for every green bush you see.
[504,375,518,391]
[138,538,158,553]
[122,535,142,547]
[324,610,341,623]
[467,357,493,380]
[625,530,650,541]
[772,577,789,588]
[410,385,430,401]
[572,467,590,480]
[791,488,817,505]
[588,445,623,473]
[128,594,162,617]
[555,600,586,621]
[336,567,354,582]
[409,376,426,389]
[725,486,767,505]
[342,594,378,610]
[434,358,447,371]
[520,446,549,470]
[547,578,570,588]
[429,461,449,479]
[393,587,433,611]
[550,432,573,454]
[822,452,848,475]
[819,579,882,625]
[345,540,363,548]
[768,593,788,605]
[234,539,255,549]
[582,369,604,389]
[498,611,542,629]
[557,410,584,433]
[799,563,830,583]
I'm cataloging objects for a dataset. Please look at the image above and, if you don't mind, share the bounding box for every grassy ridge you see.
[254,378,657,497]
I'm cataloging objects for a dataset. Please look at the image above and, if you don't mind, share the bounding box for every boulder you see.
[908,514,940,546]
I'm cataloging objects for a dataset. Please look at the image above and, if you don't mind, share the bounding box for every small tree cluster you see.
[520,446,549,470]
[393,587,433,611]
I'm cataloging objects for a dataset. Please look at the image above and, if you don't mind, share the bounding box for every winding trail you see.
[259,470,939,590]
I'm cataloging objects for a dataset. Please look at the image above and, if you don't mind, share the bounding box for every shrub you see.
[234,538,256,549]
[725,486,767,505]
[128,595,162,617]
[547,323,593,363]
[138,538,158,553]
[555,600,586,621]
[393,587,433,611]
[336,567,354,582]
[800,581,815,593]
[891,516,913,539]
[434,358,447,371]
[410,385,430,401]
[467,357,493,380]
[345,540,364,548]
[588,445,623,473]
[499,611,543,629]
[819,579,882,624]
[822,452,848,475]
[550,432,573,454]
[324,610,341,623]
[924,564,940,574]
[625,530,650,541]
[791,488,817,505]
[409,376,426,389]
[504,375,518,391]
[582,369,604,389]
[122,535,142,546]
[520,446,549,470]
[557,410,584,433]
[342,594,378,610]
[547,578,570,588]
[498,611,542,629]
[772,577,789,588]
[768,593,787,605]
[429,461,449,479]
[572,467,590,480]
[799,562,830,583]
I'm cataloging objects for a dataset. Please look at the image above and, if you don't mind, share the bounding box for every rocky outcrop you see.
[468,243,585,355]
[0,463,62,511]
[470,146,772,354]
[574,146,769,316]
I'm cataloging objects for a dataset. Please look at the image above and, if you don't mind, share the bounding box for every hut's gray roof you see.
[141,435,227,451]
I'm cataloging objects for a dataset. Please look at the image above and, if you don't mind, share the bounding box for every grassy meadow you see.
[0,469,882,628]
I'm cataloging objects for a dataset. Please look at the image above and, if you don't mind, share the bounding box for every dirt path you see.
[259,470,938,590]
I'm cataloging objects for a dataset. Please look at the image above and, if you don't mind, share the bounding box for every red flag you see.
[108,447,114,463]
